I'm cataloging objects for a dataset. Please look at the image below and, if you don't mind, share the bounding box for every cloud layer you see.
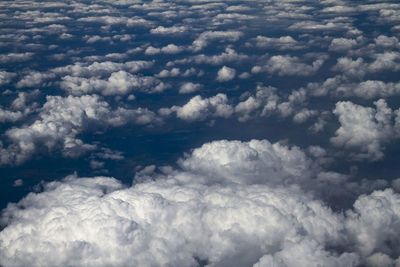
[1,139,400,266]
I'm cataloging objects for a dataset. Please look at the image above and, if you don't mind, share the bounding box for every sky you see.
[1,0,400,266]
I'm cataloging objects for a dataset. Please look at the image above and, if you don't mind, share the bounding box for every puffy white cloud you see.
[216,66,236,82]
[254,55,325,76]
[234,85,280,121]
[1,95,159,165]
[150,25,187,34]
[345,189,400,263]
[171,47,248,66]
[0,173,356,267]
[61,71,167,95]
[0,52,34,63]
[331,99,400,161]
[293,108,318,124]
[144,46,161,55]
[1,139,400,266]
[0,71,16,86]
[368,52,400,72]
[156,68,180,78]
[160,94,233,122]
[52,60,153,77]
[179,82,202,94]
[16,71,56,88]
[160,44,184,54]
[329,38,357,52]
[374,35,400,48]
[254,35,303,50]
[191,30,243,52]
[332,57,367,78]
[288,20,350,32]
[78,16,153,27]
[0,108,23,123]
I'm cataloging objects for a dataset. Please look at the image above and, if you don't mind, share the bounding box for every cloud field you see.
[1,0,400,266]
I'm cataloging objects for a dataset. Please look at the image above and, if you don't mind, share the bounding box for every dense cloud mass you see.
[1,140,400,266]
[1,0,400,265]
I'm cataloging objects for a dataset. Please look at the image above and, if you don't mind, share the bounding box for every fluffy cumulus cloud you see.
[1,139,400,267]
[253,35,303,50]
[160,94,233,122]
[179,82,202,94]
[0,71,16,86]
[331,99,400,161]
[2,0,400,265]
[252,55,325,76]
[216,66,236,82]
[61,71,167,95]
[0,95,159,165]
[191,30,243,52]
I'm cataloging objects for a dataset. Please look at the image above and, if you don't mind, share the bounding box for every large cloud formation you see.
[1,139,400,267]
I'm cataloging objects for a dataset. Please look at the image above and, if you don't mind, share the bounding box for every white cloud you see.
[160,44,184,54]
[78,16,153,28]
[289,20,350,32]
[1,139,399,266]
[16,71,56,88]
[374,35,400,48]
[216,66,236,82]
[52,60,153,77]
[1,95,159,165]
[144,46,161,55]
[191,30,243,52]
[331,99,400,161]
[161,94,233,122]
[0,71,16,86]
[0,52,34,63]
[234,85,280,121]
[368,52,400,72]
[332,57,367,78]
[179,82,202,94]
[0,108,23,123]
[170,47,248,66]
[150,25,187,34]
[156,68,180,78]
[61,71,167,95]
[293,108,318,124]
[329,38,357,52]
[255,55,325,76]
[254,35,303,50]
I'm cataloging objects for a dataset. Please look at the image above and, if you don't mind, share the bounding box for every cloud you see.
[332,57,367,78]
[160,94,233,122]
[1,139,400,266]
[216,66,236,82]
[191,30,243,52]
[0,108,23,123]
[16,71,56,88]
[161,44,184,54]
[331,99,400,161]
[1,95,159,165]
[329,38,358,52]
[253,35,303,50]
[170,48,248,66]
[234,85,280,121]
[179,82,202,94]
[150,25,187,34]
[52,60,154,77]
[0,53,34,63]
[0,71,16,86]
[253,55,325,76]
[61,71,167,95]
[78,16,153,28]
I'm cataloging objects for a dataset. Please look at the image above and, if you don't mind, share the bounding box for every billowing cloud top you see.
[1,0,400,265]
